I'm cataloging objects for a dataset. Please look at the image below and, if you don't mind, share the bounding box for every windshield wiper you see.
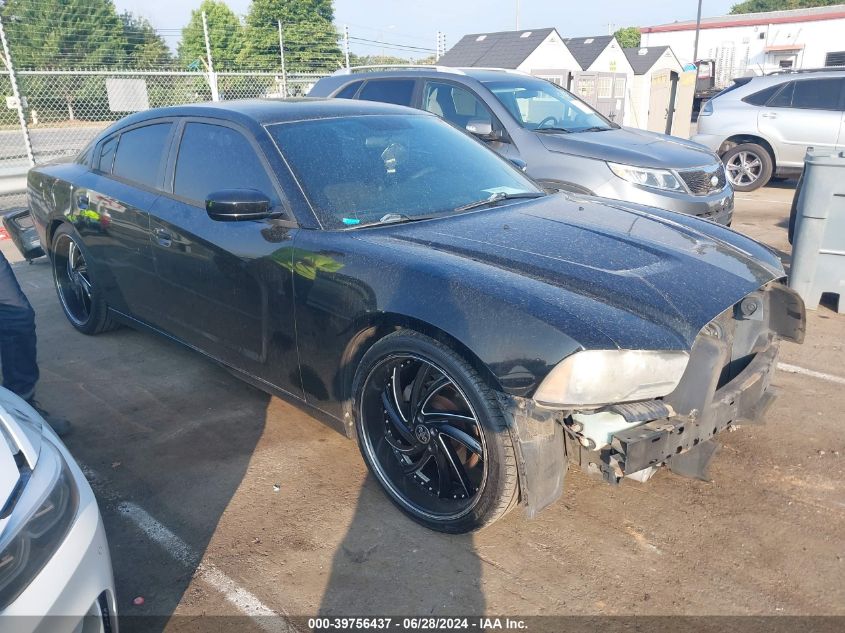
[576,126,613,133]
[536,126,573,133]
[373,213,439,226]
[454,191,544,213]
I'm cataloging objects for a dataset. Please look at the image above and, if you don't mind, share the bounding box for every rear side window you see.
[767,78,843,110]
[96,136,118,172]
[335,81,362,99]
[358,80,415,106]
[112,123,172,188]
[173,122,276,204]
[742,84,782,106]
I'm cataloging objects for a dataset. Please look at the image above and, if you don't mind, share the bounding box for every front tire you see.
[52,224,118,335]
[722,143,773,192]
[353,330,519,533]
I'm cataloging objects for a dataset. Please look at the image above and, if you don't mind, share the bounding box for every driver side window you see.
[422,82,493,131]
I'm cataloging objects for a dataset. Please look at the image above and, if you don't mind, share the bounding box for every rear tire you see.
[352,330,519,533]
[722,143,773,192]
[52,224,118,335]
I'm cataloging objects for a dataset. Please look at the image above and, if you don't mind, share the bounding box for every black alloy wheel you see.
[51,225,117,335]
[354,330,519,533]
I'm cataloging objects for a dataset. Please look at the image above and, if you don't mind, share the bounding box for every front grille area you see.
[678,163,727,195]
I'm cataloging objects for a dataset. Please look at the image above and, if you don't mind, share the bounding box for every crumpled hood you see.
[357,195,783,350]
[538,126,718,170]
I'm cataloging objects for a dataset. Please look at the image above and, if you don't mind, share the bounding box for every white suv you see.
[693,69,845,191]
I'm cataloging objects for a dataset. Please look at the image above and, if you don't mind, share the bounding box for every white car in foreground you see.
[0,388,117,632]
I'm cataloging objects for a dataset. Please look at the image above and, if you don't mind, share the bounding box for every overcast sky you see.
[114,0,738,55]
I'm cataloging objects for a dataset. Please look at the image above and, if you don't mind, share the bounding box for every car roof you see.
[108,97,426,130]
[723,69,845,97]
[310,67,532,94]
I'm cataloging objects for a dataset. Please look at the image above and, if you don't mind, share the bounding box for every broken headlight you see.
[533,349,689,409]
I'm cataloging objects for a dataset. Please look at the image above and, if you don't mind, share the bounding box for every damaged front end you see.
[501,281,806,518]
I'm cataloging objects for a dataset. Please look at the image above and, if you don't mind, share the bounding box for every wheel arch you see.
[46,218,67,254]
[336,312,505,437]
[719,134,778,171]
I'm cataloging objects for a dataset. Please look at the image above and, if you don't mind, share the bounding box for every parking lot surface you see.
[2,183,844,629]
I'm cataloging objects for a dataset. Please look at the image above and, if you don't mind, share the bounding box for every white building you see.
[641,4,845,87]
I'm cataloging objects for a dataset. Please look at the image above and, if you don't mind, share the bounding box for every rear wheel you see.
[722,143,773,192]
[52,225,117,335]
[353,330,518,533]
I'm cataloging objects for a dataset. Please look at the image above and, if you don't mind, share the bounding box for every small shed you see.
[623,46,684,128]
[438,28,579,84]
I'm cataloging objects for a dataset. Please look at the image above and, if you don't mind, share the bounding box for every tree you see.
[1,0,128,120]
[1,0,127,68]
[178,0,244,71]
[121,12,172,68]
[613,26,641,49]
[731,0,841,12]
[240,0,343,72]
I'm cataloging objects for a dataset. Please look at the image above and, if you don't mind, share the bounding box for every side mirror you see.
[508,157,528,172]
[206,189,272,222]
[466,118,502,141]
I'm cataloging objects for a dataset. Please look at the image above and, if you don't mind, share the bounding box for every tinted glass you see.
[357,80,415,106]
[174,123,275,203]
[792,78,842,110]
[483,77,612,132]
[268,115,541,229]
[422,82,493,129]
[97,136,118,172]
[112,123,172,187]
[335,81,362,98]
[767,81,794,108]
[742,84,782,106]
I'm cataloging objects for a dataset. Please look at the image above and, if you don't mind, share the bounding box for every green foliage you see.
[730,0,842,13]
[240,0,343,72]
[1,0,127,68]
[178,0,245,71]
[349,53,413,66]
[121,12,173,69]
[613,26,641,49]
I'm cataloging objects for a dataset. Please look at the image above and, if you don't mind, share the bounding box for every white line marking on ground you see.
[735,196,791,205]
[79,464,295,632]
[777,362,845,385]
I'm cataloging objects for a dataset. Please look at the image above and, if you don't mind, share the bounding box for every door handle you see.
[761,112,777,119]
[153,228,172,247]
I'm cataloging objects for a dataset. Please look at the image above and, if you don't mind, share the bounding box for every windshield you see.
[268,114,542,229]
[483,77,614,133]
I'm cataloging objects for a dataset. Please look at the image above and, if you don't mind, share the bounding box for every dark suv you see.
[310,66,734,224]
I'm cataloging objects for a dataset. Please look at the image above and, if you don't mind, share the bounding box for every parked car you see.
[0,387,117,630]
[309,66,734,225]
[28,99,803,533]
[693,68,845,191]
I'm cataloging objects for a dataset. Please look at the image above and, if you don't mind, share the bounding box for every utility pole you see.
[201,11,219,101]
[343,25,350,69]
[0,15,34,167]
[278,21,288,98]
[692,0,704,64]
[435,31,441,62]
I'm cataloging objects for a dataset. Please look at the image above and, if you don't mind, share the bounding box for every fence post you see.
[201,11,219,101]
[0,15,34,167]
[277,21,287,98]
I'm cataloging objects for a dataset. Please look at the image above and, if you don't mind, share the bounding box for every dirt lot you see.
[2,183,844,629]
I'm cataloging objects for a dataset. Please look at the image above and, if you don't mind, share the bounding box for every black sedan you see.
[28,99,805,533]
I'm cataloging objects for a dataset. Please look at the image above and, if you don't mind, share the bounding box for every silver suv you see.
[693,69,845,192]
[310,67,734,225]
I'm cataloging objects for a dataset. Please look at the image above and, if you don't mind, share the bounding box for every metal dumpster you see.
[788,149,845,313]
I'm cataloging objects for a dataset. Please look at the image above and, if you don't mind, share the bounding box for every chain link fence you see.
[0,69,327,212]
